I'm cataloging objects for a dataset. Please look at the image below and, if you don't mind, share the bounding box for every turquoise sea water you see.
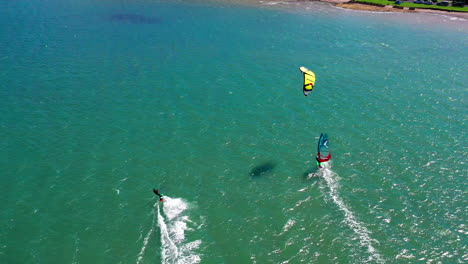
[1,0,467,263]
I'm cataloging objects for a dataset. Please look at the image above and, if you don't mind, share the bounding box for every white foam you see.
[157,203,179,263]
[279,219,296,236]
[423,161,436,167]
[159,197,201,264]
[289,196,312,212]
[320,164,385,263]
[395,249,415,259]
[136,202,158,264]
[163,197,188,220]
[136,197,202,264]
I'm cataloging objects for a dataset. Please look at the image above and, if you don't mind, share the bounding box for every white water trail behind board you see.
[158,197,202,264]
[136,197,201,264]
[136,201,158,264]
[314,163,385,264]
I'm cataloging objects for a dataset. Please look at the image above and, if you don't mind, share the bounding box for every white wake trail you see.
[136,197,202,264]
[158,197,201,264]
[136,201,158,264]
[320,163,385,263]
[158,201,180,262]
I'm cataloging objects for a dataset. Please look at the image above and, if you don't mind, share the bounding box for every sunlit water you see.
[1,0,466,263]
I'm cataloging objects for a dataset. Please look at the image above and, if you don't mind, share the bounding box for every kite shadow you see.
[250,161,277,178]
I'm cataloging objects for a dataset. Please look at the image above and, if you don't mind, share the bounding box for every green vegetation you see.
[355,0,394,4]
[355,0,468,11]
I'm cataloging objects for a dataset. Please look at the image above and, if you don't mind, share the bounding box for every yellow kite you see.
[299,66,316,96]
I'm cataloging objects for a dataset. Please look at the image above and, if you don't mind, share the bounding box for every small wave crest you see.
[278,219,296,236]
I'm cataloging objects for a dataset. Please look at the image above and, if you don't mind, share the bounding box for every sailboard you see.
[299,66,316,96]
[317,133,331,163]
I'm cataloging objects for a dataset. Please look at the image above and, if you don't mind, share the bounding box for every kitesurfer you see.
[153,188,164,202]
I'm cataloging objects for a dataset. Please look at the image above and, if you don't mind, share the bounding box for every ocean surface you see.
[1,0,467,263]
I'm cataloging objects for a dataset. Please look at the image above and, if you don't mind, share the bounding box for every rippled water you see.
[1,0,466,263]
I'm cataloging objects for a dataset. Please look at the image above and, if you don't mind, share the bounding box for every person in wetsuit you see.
[316,157,323,168]
[153,188,164,202]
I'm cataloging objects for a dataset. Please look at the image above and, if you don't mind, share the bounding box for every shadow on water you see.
[109,14,162,24]
[250,162,277,178]
[302,167,320,181]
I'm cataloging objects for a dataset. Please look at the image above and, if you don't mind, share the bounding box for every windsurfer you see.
[316,133,331,168]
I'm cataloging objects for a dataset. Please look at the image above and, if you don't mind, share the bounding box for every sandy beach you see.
[334,1,468,19]
[253,0,468,20]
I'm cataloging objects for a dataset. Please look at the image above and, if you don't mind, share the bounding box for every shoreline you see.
[333,1,468,19]
[256,0,468,20]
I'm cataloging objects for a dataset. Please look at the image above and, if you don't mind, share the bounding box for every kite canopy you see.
[299,66,316,96]
[317,133,331,163]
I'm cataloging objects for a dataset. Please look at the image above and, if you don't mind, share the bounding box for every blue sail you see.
[317,133,331,162]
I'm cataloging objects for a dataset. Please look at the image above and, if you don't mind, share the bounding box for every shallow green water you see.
[1,0,467,263]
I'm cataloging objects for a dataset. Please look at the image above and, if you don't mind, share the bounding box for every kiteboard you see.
[299,66,316,96]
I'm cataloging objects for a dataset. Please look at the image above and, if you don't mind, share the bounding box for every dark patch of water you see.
[110,14,161,24]
[250,161,276,177]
